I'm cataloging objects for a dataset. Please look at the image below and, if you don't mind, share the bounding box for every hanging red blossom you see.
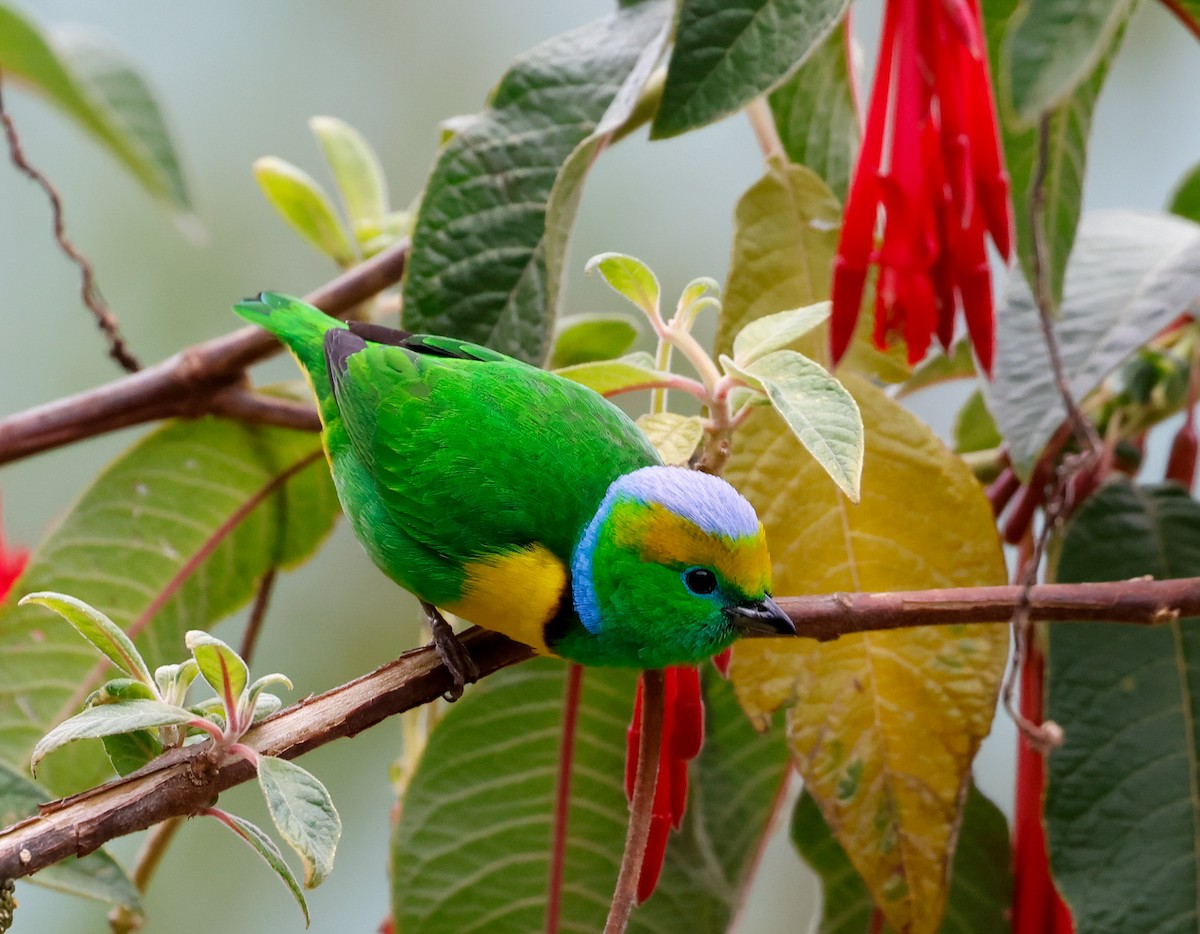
[831,0,1013,376]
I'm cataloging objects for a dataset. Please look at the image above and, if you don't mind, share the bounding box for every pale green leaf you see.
[986,212,1200,476]
[1003,0,1134,125]
[253,157,355,265]
[309,115,388,245]
[402,2,672,363]
[1047,481,1200,934]
[732,302,831,366]
[549,313,640,368]
[0,416,338,794]
[724,350,863,501]
[101,729,162,777]
[652,0,850,138]
[154,659,199,706]
[209,808,310,926]
[257,755,341,889]
[18,593,152,687]
[554,352,672,396]
[635,412,704,465]
[0,761,141,914]
[585,252,661,318]
[32,700,193,773]
[186,630,249,713]
[768,19,858,200]
[0,7,194,220]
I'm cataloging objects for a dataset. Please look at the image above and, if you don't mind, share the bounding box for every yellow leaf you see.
[716,157,908,382]
[635,412,704,466]
[726,375,1008,934]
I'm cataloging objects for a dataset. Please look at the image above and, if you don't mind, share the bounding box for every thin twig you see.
[4,577,1200,879]
[0,72,140,373]
[1157,0,1200,42]
[0,238,409,466]
[605,669,663,934]
[744,97,784,162]
[239,569,278,664]
[1026,114,1101,455]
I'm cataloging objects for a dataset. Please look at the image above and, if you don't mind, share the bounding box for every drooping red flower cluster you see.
[831,0,1013,376]
[625,665,704,902]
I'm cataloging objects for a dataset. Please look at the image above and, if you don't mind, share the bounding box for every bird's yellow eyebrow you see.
[612,502,771,592]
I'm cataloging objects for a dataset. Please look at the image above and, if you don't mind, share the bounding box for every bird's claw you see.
[425,604,479,701]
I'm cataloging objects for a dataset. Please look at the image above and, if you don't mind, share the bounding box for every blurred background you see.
[0,1,1197,930]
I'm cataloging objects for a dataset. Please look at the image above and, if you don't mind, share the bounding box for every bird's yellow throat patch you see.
[444,545,567,656]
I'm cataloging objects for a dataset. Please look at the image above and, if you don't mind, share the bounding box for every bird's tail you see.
[233,292,346,381]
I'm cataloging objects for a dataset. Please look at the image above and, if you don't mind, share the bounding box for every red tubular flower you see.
[0,498,28,603]
[625,664,706,903]
[831,0,1013,376]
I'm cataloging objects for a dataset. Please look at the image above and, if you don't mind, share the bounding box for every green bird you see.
[234,293,793,694]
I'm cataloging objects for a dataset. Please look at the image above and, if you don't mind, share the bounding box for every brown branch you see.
[1157,0,1200,42]
[0,238,408,466]
[0,73,140,373]
[2,575,1200,881]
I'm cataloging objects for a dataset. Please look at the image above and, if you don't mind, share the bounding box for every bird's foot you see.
[424,603,479,701]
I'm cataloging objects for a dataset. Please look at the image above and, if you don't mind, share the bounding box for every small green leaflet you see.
[208,807,310,926]
[257,755,342,889]
[253,156,356,266]
[732,302,831,366]
[31,699,193,774]
[555,352,672,397]
[723,350,864,501]
[586,252,661,318]
[19,592,153,687]
[309,116,388,242]
[550,313,641,368]
[186,630,249,714]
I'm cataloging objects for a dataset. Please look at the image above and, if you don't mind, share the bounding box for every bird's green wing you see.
[324,325,660,573]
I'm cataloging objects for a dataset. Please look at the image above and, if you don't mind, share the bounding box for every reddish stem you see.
[1157,0,1200,41]
[605,670,665,934]
[546,664,584,934]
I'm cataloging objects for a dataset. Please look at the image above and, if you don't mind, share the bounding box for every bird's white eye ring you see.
[683,567,718,595]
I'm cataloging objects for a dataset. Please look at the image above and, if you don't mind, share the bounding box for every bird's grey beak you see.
[724,595,795,636]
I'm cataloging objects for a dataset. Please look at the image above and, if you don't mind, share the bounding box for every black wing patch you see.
[324,327,369,404]
[347,321,510,364]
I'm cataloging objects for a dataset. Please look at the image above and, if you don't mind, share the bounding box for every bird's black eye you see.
[683,567,718,595]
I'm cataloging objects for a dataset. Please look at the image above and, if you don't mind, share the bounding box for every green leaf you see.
[402,1,672,363]
[208,808,310,926]
[0,760,142,914]
[953,392,1001,456]
[895,340,977,399]
[1046,480,1200,933]
[987,0,1128,309]
[1168,160,1200,225]
[635,412,704,465]
[1003,0,1134,125]
[554,352,672,396]
[723,350,863,501]
[257,755,341,889]
[154,659,199,706]
[0,7,194,221]
[0,417,338,794]
[309,116,388,245]
[985,211,1200,477]
[392,661,788,932]
[253,156,356,266]
[549,313,640,368]
[731,302,831,366]
[767,19,858,201]
[585,253,661,318]
[101,729,163,777]
[18,593,153,687]
[186,630,249,717]
[31,700,193,773]
[794,784,1012,934]
[651,0,849,138]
